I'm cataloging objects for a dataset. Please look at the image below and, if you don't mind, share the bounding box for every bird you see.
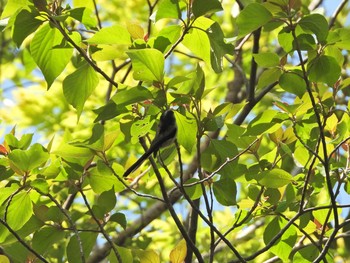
[123,109,177,177]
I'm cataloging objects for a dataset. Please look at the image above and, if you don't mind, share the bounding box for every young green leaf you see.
[155,0,181,21]
[175,112,197,153]
[30,24,80,88]
[87,25,131,45]
[7,191,33,230]
[67,232,98,263]
[111,85,153,106]
[213,177,237,206]
[253,53,280,68]
[257,169,293,188]
[12,7,42,47]
[63,62,99,118]
[236,3,272,37]
[8,143,49,173]
[308,55,341,86]
[127,49,165,82]
[192,0,223,18]
[299,14,328,43]
[279,71,306,98]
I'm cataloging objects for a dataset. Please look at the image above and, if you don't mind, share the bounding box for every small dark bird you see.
[123,109,177,177]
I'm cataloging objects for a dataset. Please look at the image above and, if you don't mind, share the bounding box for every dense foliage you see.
[0,0,350,262]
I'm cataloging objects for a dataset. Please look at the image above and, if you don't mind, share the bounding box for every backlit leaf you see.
[127,49,165,82]
[257,169,293,188]
[169,239,187,263]
[30,24,80,88]
[63,62,99,117]
[7,191,33,230]
[236,3,272,37]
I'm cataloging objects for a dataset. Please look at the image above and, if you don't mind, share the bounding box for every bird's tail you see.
[123,146,155,177]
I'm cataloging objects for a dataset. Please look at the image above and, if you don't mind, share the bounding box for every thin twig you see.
[43,192,85,263]
[0,219,49,263]
[329,0,349,28]
[139,138,205,263]
[290,17,339,226]
[161,153,247,262]
[48,17,119,88]
[181,138,259,188]
[79,188,122,262]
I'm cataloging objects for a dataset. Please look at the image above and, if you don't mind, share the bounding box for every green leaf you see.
[8,143,49,173]
[130,115,155,144]
[67,232,98,263]
[0,185,19,206]
[207,22,233,73]
[293,145,310,167]
[32,227,65,254]
[308,55,341,86]
[63,62,99,117]
[5,133,33,150]
[30,24,80,88]
[155,0,181,21]
[263,217,280,244]
[87,25,131,45]
[72,123,105,152]
[299,14,328,43]
[183,17,213,68]
[236,3,272,37]
[152,25,182,53]
[97,187,116,213]
[334,28,350,50]
[244,110,280,136]
[1,0,31,19]
[201,139,238,177]
[293,246,319,262]
[175,112,197,153]
[127,49,165,82]
[30,178,49,194]
[253,53,280,68]
[213,177,237,206]
[93,101,128,122]
[7,192,33,230]
[54,142,94,166]
[68,7,97,28]
[89,161,124,193]
[184,178,203,200]
[0,255,10,263]
[279,71,306,98]
[109,212,127,229]
[192,0,223,18]
[12,7,43,47]
[278,27,294,53]
[294,34,316,50]
[111,85,153,106]
[263,216,296,261]
[257,169,293,188]
[173,65,205,98]
[257,68,281,90]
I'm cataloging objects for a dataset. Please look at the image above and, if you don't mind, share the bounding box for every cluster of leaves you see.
[0,0,350,262]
